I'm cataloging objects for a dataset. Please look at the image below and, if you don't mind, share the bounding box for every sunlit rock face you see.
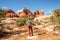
[34,10,40,17]
[17,12,26,17]
[6,13,18,17]
[5,8,18,17]
[39,10,44,16]
[22,8,32,16]
[4,8,14,13]
[16,8,32,17]
[34,10,44,17]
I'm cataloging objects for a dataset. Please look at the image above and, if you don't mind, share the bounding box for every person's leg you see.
[28,26,31,36]
[30,27,33,36]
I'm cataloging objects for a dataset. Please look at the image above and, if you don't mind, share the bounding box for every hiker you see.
[26,18,33,36]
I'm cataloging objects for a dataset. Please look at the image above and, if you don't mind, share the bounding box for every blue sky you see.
[0,0,60,14]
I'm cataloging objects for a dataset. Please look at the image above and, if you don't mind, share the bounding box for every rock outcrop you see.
[4,8,18,17]
[5,8,32,17]
[34,10,40,17]
[5,8,44,17]
[16,8,32,17]
[4,8,14,13]
[34,10,44,17]
[6,13,18,17]
[16,10,26,17]
[39,10,44,16]
[33,15,55,32]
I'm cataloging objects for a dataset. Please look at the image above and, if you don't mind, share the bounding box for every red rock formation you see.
[34,10,40,17]
[16,8,32,17]
[14,14,19,17]
[5,8,44,17]
[6,13,18,17]
[39,10,44,16]
[4,8,14,13]
[5,8,18,17]
[17,12,26,17]
[34,10,44,17]
[22,8,31,15]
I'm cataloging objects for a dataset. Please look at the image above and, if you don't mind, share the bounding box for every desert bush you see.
[0,25,4,31]
[16,14,34,26]
[16,17,28,26]
[27,14,34,20]
[0,8,7,18]
[52,8,60,17]
[51,8,60,24]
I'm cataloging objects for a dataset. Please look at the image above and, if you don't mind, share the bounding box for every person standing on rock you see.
[26,18,33,36]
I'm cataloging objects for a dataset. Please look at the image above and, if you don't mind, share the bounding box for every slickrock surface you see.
[0,14,60,40]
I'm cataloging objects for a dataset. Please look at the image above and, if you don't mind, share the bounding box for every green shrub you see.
[52,8,60,24]
[55,16,60,23]
[16,14,34,26]
[0,8,7,18]
[16,17,28,26]
[52,8,60,17]
[28,15,34,20]
[0,25,4,31]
